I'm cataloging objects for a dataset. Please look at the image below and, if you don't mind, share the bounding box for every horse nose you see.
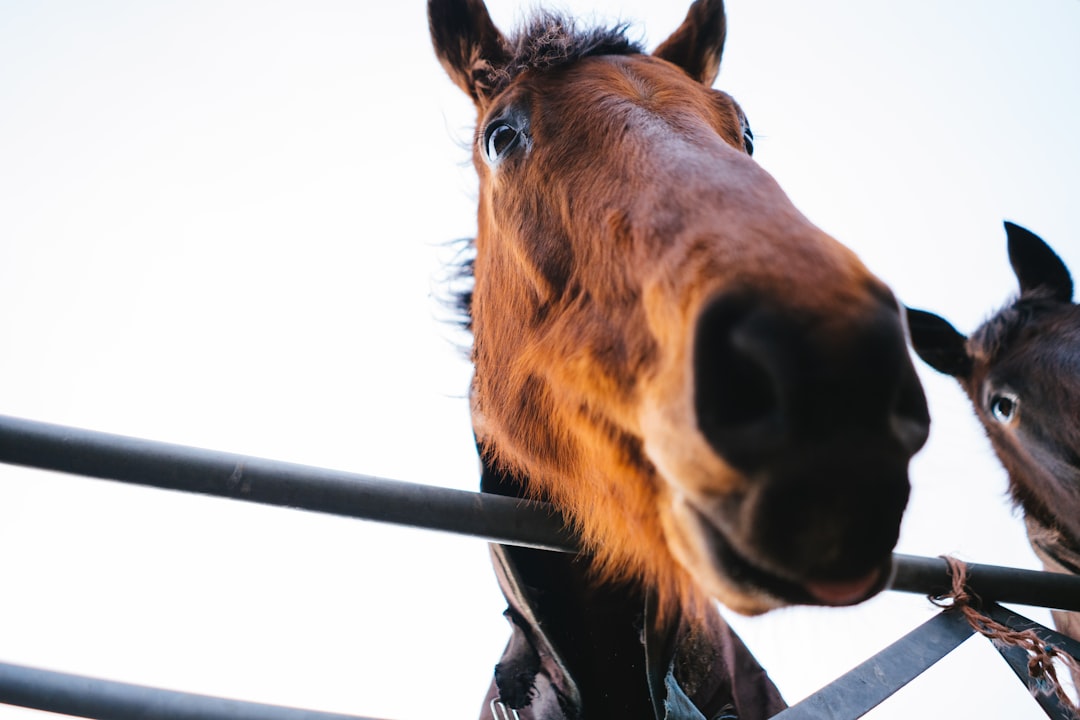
[692,290,929,587]
[692,291,930,472]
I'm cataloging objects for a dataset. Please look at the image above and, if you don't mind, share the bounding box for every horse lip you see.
[688,503,813,604]
[804,571,883,606]
[689,503,890,607]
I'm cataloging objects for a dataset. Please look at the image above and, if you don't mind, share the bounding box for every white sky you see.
[0,1,1078,718]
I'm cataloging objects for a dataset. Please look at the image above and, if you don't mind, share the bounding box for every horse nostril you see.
[693,295,783,468]
[693,291,931,470]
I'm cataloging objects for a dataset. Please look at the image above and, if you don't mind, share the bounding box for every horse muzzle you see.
[661,288,930,612]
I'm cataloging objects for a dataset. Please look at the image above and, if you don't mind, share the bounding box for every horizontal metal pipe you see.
[0,661,383,720]
[0,414,575,553]
[889,552,1080,613]
[3,414,1079,611]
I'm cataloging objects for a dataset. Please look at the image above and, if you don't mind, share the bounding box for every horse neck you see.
[1009,455,1080,556]
[1023,514,1080,689]
[481,457,658,718]
[479,455,786,719]
[1025,513,1080,577]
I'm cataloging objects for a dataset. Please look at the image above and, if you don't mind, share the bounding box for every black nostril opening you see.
[694,296,781,465]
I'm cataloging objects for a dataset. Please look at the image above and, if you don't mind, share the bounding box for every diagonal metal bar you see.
[982,603,1080,720]
[3,414,1080,611]
[992,643,1077,720]
[984,603,1080,664]
[768,610,975,719]
[0,662,385,720]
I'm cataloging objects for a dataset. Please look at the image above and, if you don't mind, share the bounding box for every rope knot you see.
[933,555,1079,716]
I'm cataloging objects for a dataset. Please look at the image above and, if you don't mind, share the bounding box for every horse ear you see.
[653,0,727,86]
[1005,221,1074,302]
[905,307,974,378]
[428,0,512,106]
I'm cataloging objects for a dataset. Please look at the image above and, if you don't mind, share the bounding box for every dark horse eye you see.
[989,392,1019,424]
[742,125,754,156]
[484,122,521,164]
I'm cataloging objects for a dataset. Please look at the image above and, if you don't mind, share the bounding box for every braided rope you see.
[931,555,1080,714]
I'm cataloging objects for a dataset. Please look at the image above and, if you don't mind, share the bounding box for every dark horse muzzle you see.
[687,289,930,607]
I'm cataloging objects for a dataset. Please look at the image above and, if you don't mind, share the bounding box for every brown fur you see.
[432,0,929,622]
[964,292,1080,539]
[908,222,1080,688]
[909,226,1080,546]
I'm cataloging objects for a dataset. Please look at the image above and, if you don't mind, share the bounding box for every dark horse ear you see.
[905,307,974,378]
[653,0,727,86]
[1005,221,1074,303]
[428,0,511,106]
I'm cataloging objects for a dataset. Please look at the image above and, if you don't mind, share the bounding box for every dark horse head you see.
[908,222,1080,552]
[430,0,930,618]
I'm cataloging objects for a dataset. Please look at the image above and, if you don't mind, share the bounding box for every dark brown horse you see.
[908,221,1080,689]
[428,0,930,716]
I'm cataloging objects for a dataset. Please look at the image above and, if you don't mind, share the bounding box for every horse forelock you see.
[486,12,643,97]
[969,290,1067,365]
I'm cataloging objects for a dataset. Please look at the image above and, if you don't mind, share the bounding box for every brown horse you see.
[908,221,1080,689]
[429,0,930,716]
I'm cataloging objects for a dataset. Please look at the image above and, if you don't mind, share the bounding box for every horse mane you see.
[439,236,474,334]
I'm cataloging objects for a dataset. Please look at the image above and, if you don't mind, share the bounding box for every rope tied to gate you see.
[930,555,1080,714]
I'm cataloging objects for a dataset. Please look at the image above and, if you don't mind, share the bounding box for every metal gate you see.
[2,414,1078,719]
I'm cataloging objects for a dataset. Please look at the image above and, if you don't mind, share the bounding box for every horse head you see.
[430,0,930,618]
[908,222,1080,548]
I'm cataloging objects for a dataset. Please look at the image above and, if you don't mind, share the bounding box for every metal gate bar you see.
[0,662,383,720]
[3,413,1080,719]
[889,554,1080,614]
[770,609,975,719]
[3,413,1080,611]
[993,643,1077,720]
[985,603,1080,720]
[0,414,574,553]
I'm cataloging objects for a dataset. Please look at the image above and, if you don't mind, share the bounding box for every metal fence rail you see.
[0,663,383,720]
[0,414,574,553]
[2,414,1079,610]
[2,413,1079,719]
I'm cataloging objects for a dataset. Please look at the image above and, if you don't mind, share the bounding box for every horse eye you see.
[484,122,521,164]
[742,126,754,156]
[989,392,1019,424]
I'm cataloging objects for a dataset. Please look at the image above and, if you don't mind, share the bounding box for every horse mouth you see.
[688,503,891,608]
